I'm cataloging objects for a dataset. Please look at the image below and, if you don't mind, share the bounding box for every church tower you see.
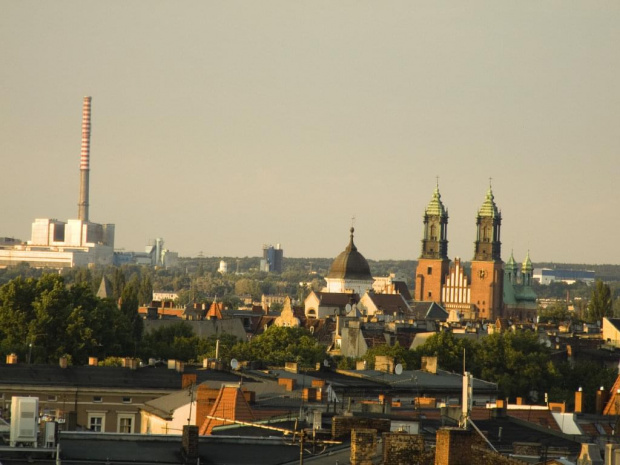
[415,184,450,302]
[521,251,533,286]
[505,251,517,285]
[470,186,504,320]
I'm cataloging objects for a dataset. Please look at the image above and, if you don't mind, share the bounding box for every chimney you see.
[421,356,438,374]
[181,425,199,464]
[575,388,583,414]
[596,387,608,415]
[78,96,92,222]
[182,374,197,389]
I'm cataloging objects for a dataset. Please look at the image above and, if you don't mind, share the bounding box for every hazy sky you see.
[2,2,619,264]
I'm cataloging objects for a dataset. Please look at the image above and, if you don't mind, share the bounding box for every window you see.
[47,395,57,402]
[122,397,131,404]
[117,414,134,433]
[88,414,105,432]
[427,291,432,298]
[93,396,102,403]
[427,267,432,275]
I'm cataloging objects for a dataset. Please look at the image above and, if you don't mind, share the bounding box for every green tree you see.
[231,326,326,368]
[411,331,479,374]
[140,323,200,361]
[587,280,613,322]
[477,331,556,401]
[138,274,153,305]
[537,302,570,323]
[120,276,143,351]
[362,343,412,370]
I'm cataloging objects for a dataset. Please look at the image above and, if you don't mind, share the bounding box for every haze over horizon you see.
[2,2,619,264]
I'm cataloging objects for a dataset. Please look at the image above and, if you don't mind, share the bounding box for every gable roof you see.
[365,292,411,316]
[315,292,359,307]
[411,301,448,321]
[207,302,224,320]
[199,384,255,435]
[96,276,113,299]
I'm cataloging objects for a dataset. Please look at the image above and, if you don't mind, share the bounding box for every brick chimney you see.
[182,374,197,389]
[596,387,608,415]
[575,388,583,414]
[181,425,199,464]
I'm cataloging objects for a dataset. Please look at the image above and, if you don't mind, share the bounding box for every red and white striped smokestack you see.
[78,96,91,222]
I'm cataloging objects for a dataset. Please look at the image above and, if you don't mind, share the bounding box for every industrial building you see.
[0,97,177,269]
[533,268,596,285]
[0,97,115,268]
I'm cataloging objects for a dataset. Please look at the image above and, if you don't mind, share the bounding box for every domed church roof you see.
[478,187,500,218]
[327,228,373,280]
[425,183,447,217]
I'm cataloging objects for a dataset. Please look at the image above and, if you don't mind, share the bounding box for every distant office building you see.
[261,244,283,273]
[533,268,595,285]
[218,260,228,274]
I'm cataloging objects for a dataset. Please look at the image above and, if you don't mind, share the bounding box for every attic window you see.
[122,397,132,404]
[93,396,103,403]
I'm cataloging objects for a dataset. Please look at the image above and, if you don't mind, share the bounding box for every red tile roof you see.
[199,385,256,435]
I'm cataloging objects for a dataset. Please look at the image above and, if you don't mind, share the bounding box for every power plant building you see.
[0,97,115,268]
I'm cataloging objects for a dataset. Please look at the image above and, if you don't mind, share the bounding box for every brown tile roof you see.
[199,385,256,435]
[207,302,224,320]
[604,375,620,415]
[367,293,411,316]
[316,292,359,306]
[507,409,561,432]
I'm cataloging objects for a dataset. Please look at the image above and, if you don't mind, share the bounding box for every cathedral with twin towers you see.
[414,182,536,322]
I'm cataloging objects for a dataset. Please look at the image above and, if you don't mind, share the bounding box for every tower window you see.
[427,267,432,275]
[428,291,432,298]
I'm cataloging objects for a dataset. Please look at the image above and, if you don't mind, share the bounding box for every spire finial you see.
[436,175,439,189]
[489,177,493,189]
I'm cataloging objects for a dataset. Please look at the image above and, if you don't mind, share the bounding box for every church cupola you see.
[505,251,517,284]
[420,182,449,260]
[473,185,502,262]
[325,227,374,295]
[521,251,533,286]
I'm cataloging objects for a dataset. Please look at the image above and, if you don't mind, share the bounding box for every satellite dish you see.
[230,359,239,370]
[395,364,403,375]
[345,304,352,313]
[323,359,330,367]
[555,337,560,343]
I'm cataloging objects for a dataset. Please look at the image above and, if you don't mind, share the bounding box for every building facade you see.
[414,185,532,321]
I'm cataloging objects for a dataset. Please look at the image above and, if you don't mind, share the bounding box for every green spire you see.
[522,250,532,272]
[425,181,446,217]
[478,186,499,218]
[506,250,517,270]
